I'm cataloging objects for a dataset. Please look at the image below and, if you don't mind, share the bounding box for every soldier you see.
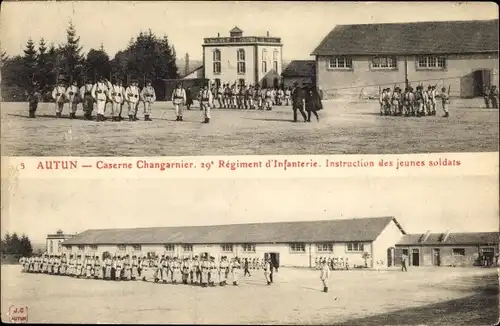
[171,257,182,284]
[284,87,292,106]
[181,257,190,284]
[277,87,285,106]
[123,254,132,280]
[102,255,111,280]
[74,254,82,277]
[320,259,330,293]
[231,257,241,286]
[65,80,80,119]
[85,255,93,279]
[263,257,272,285]
[171,83,187,121]
[230,83,237,109]
[407,87,416,116]
[391,87,401,116]
[185,86,194,111]
[439,87,450,117]
[207,256,216,286]
[153,255,162,283]
[191,255,200,284]
[125,80,140,121]
[415,86,425,117]
[200,255,210,287]
[52,80,67,118]
[238,84,245,110]
[91,77,109,122]
[246,85,255,109]
[116,255,124,281]
[93,256,102,279]
[291,82,307,122]
[265,88,273,110]
[401,253,408,272]
[305,83,323,122]
[199,84,213,124]
[108,79,125,122]
[80,79,95,120]
[27,82,41,118]
[219,256,229,286]
[129,255,138,280]
[243,258,251,277]
[139,80,156,122]
[490,85,499,109]
[484,86,491,108]
[430,86,437,115]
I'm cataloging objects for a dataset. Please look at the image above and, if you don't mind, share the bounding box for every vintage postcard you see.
[1,1,499,324]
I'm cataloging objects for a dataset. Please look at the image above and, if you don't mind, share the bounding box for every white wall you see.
[204,45,256,86]
[371,220,405,269]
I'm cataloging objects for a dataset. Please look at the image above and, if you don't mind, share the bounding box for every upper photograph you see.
[0,1,498,156]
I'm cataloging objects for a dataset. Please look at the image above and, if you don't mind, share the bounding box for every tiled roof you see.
[63,217,402,245]
[281,60,316,77]
[311,19,499,56]
[230,26,243,33]
[396,232,499,246]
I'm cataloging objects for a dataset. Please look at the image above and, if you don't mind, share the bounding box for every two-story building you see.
[203,27,283,88]
[46,230,76,256]
[311,19,499,98]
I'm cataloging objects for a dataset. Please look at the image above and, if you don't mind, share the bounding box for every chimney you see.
[217,32,220,37]
[267,31,269,37]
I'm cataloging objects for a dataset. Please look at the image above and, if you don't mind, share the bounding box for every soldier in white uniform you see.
[52,80,67,118]
[65,80,80,119]
[320,259,331,293]
[125,80,140,122]
[109,80,125,122]
[171,83,187,121]
[263,257,273,285]
[231,257,241,286]
[91,77,109,122]
[80,80,94,120]
[199,84,213,124]
[140,80,156,121]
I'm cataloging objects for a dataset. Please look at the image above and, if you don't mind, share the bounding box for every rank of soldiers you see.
[18,253,272,287]
[314,256,350,271]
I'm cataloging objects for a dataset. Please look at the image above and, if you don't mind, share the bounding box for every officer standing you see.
[199,84,213,123]
[80,79,95,120]
[171,83,186,121]
[320,259,330,293]
[52,79,67,118]
[140,80,156,121]
[291,82,307,122]
[305,83,323,122]
[243,258,251,276]
[27,82,41,118]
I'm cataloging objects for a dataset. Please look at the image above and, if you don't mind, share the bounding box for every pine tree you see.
[37,38,49,93]
[60,20,84,83]
[23,38,38,88]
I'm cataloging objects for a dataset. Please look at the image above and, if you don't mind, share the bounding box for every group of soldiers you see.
[19,253,276,287]
[483,85,499,109]
[314,256,350,271]
[379,85,451,117]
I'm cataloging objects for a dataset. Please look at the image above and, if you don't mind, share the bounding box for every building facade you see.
[395,231,499,267]
[203,27,283,88]
[61,217,406,269]
[311,20,499,98]
[46,230,75,256]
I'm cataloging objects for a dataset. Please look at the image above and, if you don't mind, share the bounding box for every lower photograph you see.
[1,176,498,324]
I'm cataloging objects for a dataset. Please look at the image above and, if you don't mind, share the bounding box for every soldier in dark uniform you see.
[304,83,323,122]
[483,86,491,108]
[185,86,193,110]
[243,258,251,277]
[291,81,307,122]
[490,86,499,109]
[27,82,41,118]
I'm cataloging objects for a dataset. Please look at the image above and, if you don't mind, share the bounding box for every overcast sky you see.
[1,175,497,244]
[1,1,498,61]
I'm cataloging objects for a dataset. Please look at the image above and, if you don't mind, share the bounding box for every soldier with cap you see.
[208,256,218,286]
[490,85,499,109]
[191,255,201,284]
[304,83,323,122]
[199,83,213,123]
[125,80,140,121]
[172,257,182,284]
[109,79,125,122]
[65,80,80,119]
[230,257,241,286]
[80,79,95,120]
[483,86,491,108]
[171,82,187,121]
[93,256,103,279]
[200,254,210,287]
[131,255,139,280]
[52,79,67,118]
[123,254,132,280]
[218,256,229,286]
[439,87,450,117]
[291,81,307,122]
[141,80,156,121]
[91,77,109,122]
[27,82,41,118]
[181,257,191,284]
[320,259,330,293]
[263,257,272,285]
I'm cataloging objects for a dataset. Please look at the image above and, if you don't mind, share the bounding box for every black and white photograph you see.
[1,176,498,324]
[0,1,498,156]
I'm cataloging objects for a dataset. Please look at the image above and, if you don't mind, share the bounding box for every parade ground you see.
[1,99,498,156]
[1,265,497,324]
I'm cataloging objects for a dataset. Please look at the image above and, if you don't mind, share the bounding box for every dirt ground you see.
[1,99,498,156]
[1,265,498,324]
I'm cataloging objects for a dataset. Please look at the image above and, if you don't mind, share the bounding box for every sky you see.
[1,1,498,61]
[1,175,498,244]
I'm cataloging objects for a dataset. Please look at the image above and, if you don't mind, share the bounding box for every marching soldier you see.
[171,83,187,121]
[415,86,425,117]
[109,79,125,122]
[291,82,307,122]
[125,80,140,121]
[199,84,213,123]
[65,80,80,119]
[320,259,330,293]
[217,84,224,109]
[484,86,491,108]
[27,82,42,118]
[80,79,95,120]
[141,80,156,121]
[237,84,245,110]
[230,83,238,109]
[91,77,109,122]
[52,80,67,118]
[305,83,323,122]
[185,86,194,111]
[430,86,437,115]
[243,258,251,277]
[391,87,401,116]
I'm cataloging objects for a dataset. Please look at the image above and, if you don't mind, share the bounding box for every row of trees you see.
[1,233,33,257]
[1,21,179,100]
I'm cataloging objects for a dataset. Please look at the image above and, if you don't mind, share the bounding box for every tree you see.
[37,38,50,93]
[59,20,84,82]
[1,232,33,257]
[85,48,112,82]
[23,38,38,88]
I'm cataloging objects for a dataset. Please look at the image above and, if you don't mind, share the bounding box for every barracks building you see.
[60,216,499,269]
[311,19,499,98]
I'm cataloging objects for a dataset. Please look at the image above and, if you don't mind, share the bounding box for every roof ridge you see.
[334,19,499,27]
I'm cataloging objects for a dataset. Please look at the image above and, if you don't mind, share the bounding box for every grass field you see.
[1,99,498,156]
[1,265,497,324]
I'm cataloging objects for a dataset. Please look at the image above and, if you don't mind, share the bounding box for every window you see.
[58,240,62,250]
[328,56,353,69]
[290,243,306,252]
[66,245,72,251]
[273,50,279,61]
[417,56,446,69]
[89,245,98,251]
[452,248,465,256]
[78,245,85,251]
[346,243,364,252]
[262,49,268,61]
[317,243,333,252]
[262,61,267,73]
[273,61,278,72]
[237,62,246,74]
[239,79,245,87]
[215,78,221,88]
[49,242,53,253]
[242,244,256,252]
[164,244,175,252]
[237,49,245,61]
[221,244,234,252]
[117,245,126,251]
[213,49,221,74]
[237,49,246,74]
[132,244,141,251]
[371,56,397,69]
[182,244,193,252]
[481,247,494,253]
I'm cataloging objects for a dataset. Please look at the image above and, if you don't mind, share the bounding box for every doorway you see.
[432,248,441,266]
[412,249,420,266]
[473,70,492,97]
